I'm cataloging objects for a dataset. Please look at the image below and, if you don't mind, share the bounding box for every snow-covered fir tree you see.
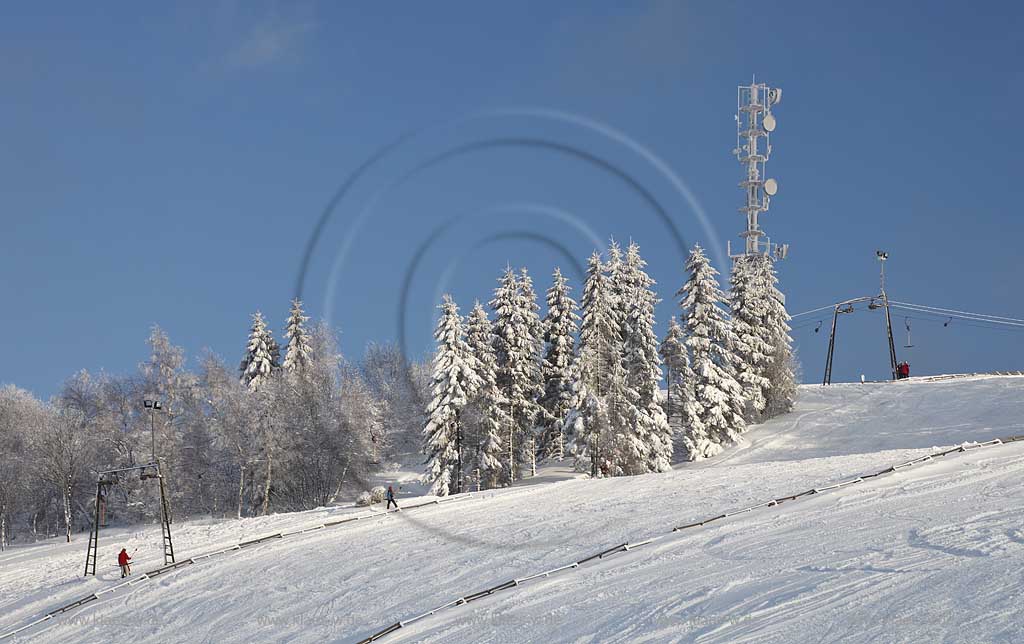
[517,267,546,475]
[489,267,544,483]
[755,255,798,417]
[538,268,580,460]
[621,241,673,473]
[605,240,630,354]
[659,315,693,456]
[240,312,278,392]
[600,240,647,475]
[677,245,747,459]
[518,268,546,364]
[729,255,773,421]
[283,298,313,377]
[575,251,624,477]
[464,302,509,489]
[422,295,482,496]
[268,333,281,374]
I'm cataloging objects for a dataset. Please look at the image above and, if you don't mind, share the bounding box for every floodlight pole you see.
[150,408,155,461]
[877,252,899,380]
[144,399,163,462]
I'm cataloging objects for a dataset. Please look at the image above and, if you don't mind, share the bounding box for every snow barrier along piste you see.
[855,371,1024,385]
[354,433,1024,644]
[0,495,476,641]
[916,371,1024,382]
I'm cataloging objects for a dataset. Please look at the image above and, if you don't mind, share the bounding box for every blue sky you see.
[3,1,1023,398]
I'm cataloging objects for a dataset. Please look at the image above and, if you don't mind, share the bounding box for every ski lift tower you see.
[821,251,900,385]
[84,461,175,576]
[729,78,789,262]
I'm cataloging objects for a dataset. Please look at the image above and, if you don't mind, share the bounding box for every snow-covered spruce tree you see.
[490,267,543,483]
[575,251,625,477]
[659,316,694,456]
[755,255,798,417]
[517,267,546,475]
[283,298,313,378]
[559,376,587,461]
[464,302,509,489]
[677,244,746,459]
[422,295,482,496]
[538,268,580,461]
[240,312,277,392]
[267,333,282,375]
[239,313,283,513]
[729,255,773,422]
[621,241,673,472]
[605,240,628,345]
[601,240,647,475]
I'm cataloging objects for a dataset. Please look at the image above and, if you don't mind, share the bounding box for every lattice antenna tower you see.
[730,77,788,260]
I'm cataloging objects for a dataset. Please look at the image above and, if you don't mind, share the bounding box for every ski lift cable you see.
[899,312,1018,330]
[898,313,1024,334]
[907,317,1024,334]
[793,303,871,326]
[793,300,1024,326]
[791,322,824,333]
[790,304,842,318]
[891,300,1024,323]
[892,305,1024,327]
[789,319,823,332]
[889,303,1024,328]
[791,318,823,328]
[893,305,1024,329]
[889,300,1024,324]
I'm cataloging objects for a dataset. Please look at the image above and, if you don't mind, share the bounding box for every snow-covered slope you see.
[3,376,1024,643]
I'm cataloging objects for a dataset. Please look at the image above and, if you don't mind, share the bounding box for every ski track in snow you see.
[2,375,1024,643]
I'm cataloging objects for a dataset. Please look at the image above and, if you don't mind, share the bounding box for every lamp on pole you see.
[876,250,889,292]
[875,251,899,380]
[143,399,163,463]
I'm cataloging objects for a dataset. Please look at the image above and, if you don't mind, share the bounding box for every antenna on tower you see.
[728,78,788,261]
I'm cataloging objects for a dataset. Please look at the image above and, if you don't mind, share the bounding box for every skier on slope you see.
[385,485,399,510]
[900,362,910,379]
[118,547,132,578]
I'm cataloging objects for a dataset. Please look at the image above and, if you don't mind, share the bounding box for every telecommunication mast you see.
[729,78,788,260]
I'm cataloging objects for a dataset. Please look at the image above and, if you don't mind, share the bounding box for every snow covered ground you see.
[3,375,1024,643]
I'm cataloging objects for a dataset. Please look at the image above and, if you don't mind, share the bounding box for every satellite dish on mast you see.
[764,178,778,195]
[768,87,782,105]
[763,112,776,132]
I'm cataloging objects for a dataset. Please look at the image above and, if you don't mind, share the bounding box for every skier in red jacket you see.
[118,548,132,578]
[899,362,910,379]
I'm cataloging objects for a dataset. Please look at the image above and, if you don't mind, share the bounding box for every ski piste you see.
[3,376,1024,643]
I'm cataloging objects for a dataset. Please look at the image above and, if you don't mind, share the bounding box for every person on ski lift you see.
[385,485,399,510]
[118,547,132,578]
